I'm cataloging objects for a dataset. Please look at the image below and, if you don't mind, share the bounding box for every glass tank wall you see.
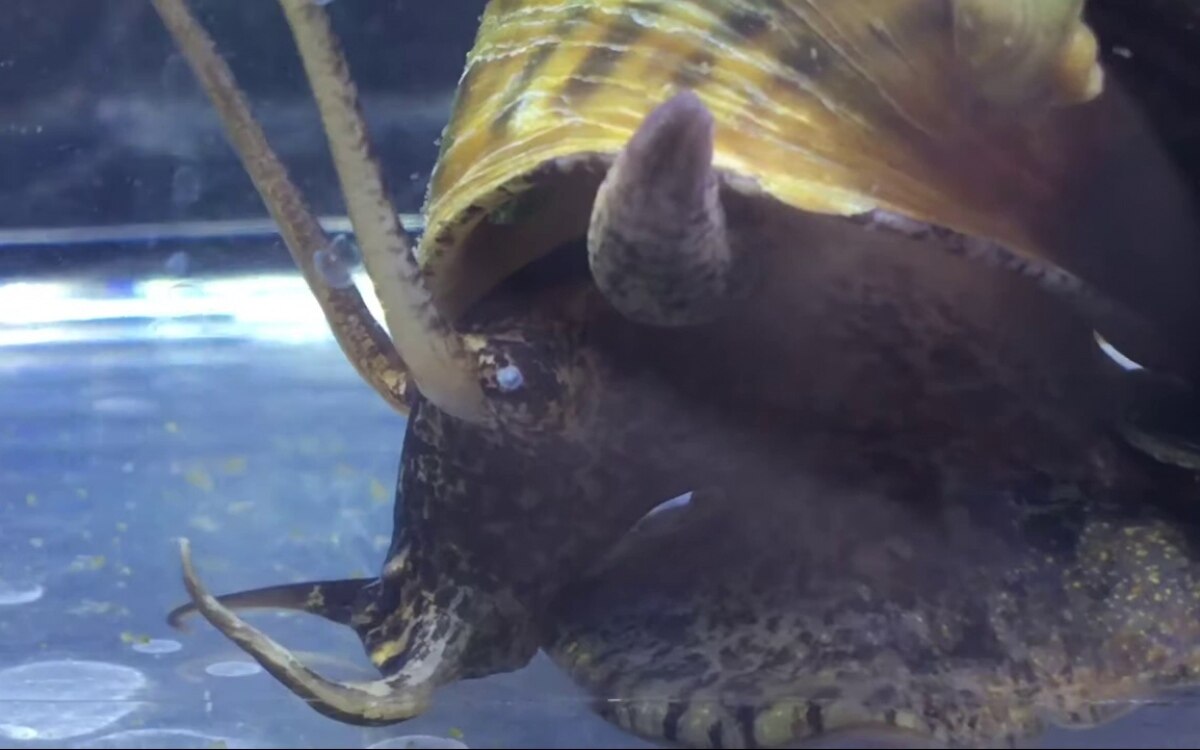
[1,2,639,747]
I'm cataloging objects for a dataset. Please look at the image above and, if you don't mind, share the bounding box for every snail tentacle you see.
[587,90,754,327]
[166,576,373,631]
[177,539,443,726]
[276,0,490,425]
[149,0,409,414]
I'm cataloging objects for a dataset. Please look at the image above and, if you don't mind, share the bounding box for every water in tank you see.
[2,2,1200,749]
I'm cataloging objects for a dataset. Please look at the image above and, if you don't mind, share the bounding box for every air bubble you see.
[0,660,147,741]
[0,581,44,605]
[330,233,361,265]
[314,234,361,290]
[204,660,262,678]
[368,736,469,750]
[496,365,524,392]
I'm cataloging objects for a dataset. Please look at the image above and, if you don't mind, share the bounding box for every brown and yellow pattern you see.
[420,0,1103,319]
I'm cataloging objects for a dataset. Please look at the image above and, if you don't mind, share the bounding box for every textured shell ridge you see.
[418,0,1105,319]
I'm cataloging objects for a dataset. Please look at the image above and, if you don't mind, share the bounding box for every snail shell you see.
[418,0,1197,371]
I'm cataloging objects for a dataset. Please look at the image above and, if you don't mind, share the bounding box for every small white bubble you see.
[131,638,182,655]
[328,233,362,267]
[204,660,262,678]
[4,725,37,740]
[496,365,524,392]
[314,236,357,290]
[0,582,44,606]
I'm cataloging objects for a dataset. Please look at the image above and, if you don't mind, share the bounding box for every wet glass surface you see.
[5,294,1200,750]
[0,272,652,748]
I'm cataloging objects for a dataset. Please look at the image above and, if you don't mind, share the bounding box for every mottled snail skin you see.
[546,441,1200,749]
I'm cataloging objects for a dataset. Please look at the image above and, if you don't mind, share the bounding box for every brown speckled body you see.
[467,195,1200,748]
[187,167,1183,728]
[545,449,1200,748]
[356,179,1173,718]
[526,162,1200,749]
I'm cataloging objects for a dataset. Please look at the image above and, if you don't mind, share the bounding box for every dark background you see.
[0,0,1196,280]
[0,0,488,280]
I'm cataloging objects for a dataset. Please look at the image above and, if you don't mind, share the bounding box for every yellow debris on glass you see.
[185,468,215,492]
[68,555,107,572]
[225,500,254,515]
[370,478,390,504]
[220,456,248,475]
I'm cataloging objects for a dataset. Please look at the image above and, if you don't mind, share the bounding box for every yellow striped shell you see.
[416,0,1110,321]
